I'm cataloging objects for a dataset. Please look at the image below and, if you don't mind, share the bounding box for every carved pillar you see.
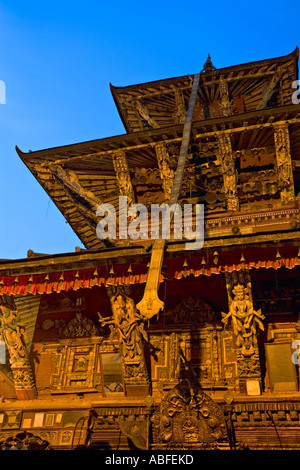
[217,133,239,211]
[99,285,149,396]
[112,150,135,206]
[174,88,186,124]
[219,77,233,117]
[153,380,227,449]
[0,302,36,400]
[273,123,295,205]
[49,164,102,228]
[221,270,265,394]
[155,142,175,201]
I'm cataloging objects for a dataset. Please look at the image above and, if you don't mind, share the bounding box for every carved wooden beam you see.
[155,143,174,201]
[0,300,37,399]
[219,76,233,117]
[136,72,201,320]
[49,164,102,220]
[217,133,239,211]
[273,122,295,205]
[41,114,300,167]
[173,88,186,124]
[222,269,265,393]
[256,71,282,110]
[134,99,160,129]
[48,165,112,247]
[112,150,135,205]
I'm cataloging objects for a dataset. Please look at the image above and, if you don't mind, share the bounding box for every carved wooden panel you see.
[33,338,123,395]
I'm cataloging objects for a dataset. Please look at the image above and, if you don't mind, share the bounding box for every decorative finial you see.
[201,54,217,73]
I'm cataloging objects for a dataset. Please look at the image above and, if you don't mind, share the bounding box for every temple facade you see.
[1,49,300,450]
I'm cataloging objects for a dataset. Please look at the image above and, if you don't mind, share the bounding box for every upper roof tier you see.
[111,48,299,133]
[16,49,300,252]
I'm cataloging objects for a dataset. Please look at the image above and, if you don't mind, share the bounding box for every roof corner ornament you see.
[201,54,217,73]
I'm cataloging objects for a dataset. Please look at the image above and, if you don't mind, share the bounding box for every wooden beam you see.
[33,105,300,167]
[49,164,102,212]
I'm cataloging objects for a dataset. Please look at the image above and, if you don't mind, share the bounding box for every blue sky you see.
[0,0,299,260]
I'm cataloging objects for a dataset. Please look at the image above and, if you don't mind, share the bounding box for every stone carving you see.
[222,283,265,357]
[153,380,227,448]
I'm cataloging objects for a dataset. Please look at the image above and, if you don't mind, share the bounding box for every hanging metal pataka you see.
[137,70,202,320]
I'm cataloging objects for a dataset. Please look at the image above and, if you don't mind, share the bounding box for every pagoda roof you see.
[15,48,300,254]
[16,101,300,251]
[110,48,299,133]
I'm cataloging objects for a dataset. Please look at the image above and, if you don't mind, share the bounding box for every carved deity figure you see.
[155,380,227,446]
[112,151,135,206]
[98,290,148,360]
[0,306,29,365]
[277,144,292,189]
[160,160,175,198]
[219,78,233,117]
[218,134,239,211]
[155,143,175,200]
[222,284,265,356]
